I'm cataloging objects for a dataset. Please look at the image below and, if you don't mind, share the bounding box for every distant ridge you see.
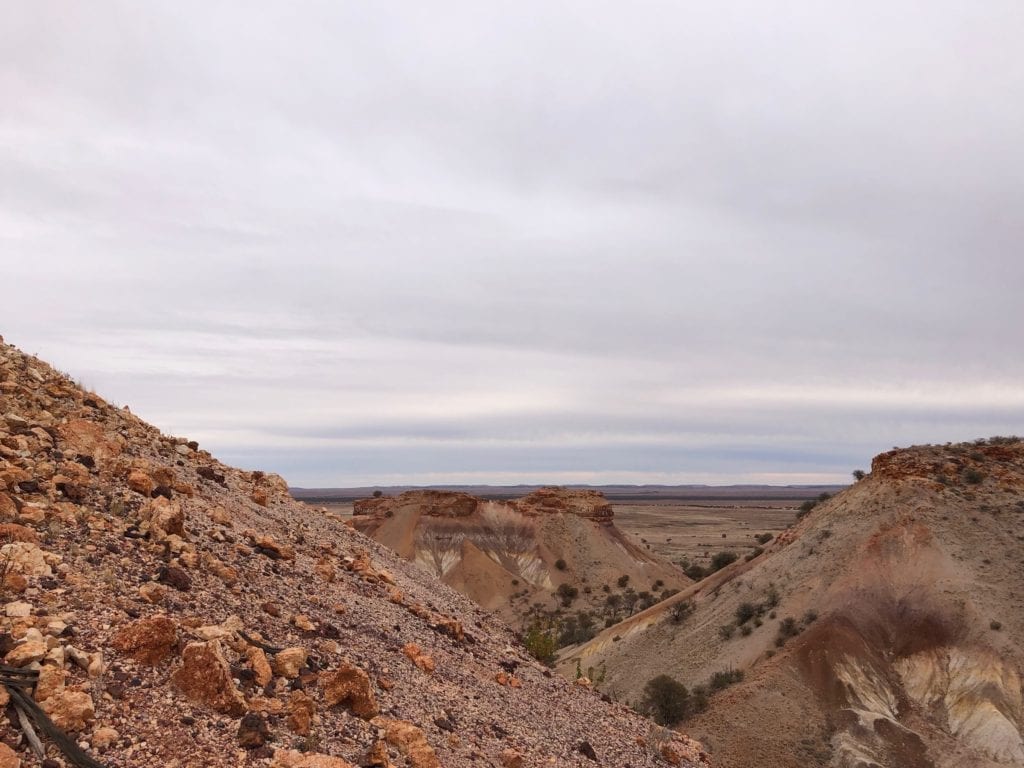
[291,483,848,503]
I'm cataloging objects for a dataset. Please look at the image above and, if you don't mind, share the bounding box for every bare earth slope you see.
[0,336,707,768]
[349,489,689,628]
[561,440,1024,768]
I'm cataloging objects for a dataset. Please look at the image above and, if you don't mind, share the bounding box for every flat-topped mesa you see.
[353,490,480,518]
[516,487,614,524]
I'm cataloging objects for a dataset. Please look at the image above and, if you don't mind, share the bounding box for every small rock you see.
[170,640,246,715]
[237,712,270,748]
[271,647,308,679]
[40,689,95,732]
[320,662,379,719]
[4,600,31,618]
[92,726,120,749]
[110,614,177,664]
[0,743,20,768]
[286,689,315,736]
[577,741,598,762]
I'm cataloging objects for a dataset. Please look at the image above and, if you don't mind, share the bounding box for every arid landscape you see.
[4,4,1021,767]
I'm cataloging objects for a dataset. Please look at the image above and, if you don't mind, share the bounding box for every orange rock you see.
[34,664,66,702]
[0,742,20,768]
[270,750,356,768]
[127,470,155,496]
[170,640,246,715]
[247,646,273,687]
[500,748,525,768]
[0,523,37,542]
[111,614,178,664]
[272,646,308,678]
[40,688,95,732]
[364,740,391,768]
[375,718,441,768]
[320,662,379,719]
[287,689,316,735]
[401,643,435,674]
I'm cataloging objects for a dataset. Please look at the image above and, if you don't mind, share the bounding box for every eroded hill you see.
[348,488,689,636]
[560,439,1024,768]
[0,336,708,768]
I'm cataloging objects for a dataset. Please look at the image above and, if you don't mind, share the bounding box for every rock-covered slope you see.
[349,488,688,629]
[560,439,1024,768]
[0,335,708,768]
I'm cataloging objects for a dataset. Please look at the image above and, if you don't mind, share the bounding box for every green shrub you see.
[684,564,706,580]
[964,469,984,485]
[708,668,743,691]
[522,621,559,665]
[735,602,757,625]
[709,551,738,572]
[641,675,690,726]
[556,583,579,606]
[669,600,695,624]
[754,533,773,545]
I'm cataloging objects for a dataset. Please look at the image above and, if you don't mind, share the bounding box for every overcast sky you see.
[2,2,1023,486]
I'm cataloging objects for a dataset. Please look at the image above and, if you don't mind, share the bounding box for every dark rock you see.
[157,565,192,591]
[75,454,96,468]
[434,717,455,732]
[578,742,598,761]
[237,712,270,748]
[56,481,87,502]
[17,479,39,493]
[151,485,174,500]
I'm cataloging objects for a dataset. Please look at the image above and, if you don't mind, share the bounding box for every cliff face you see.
[0,335,707,768]
[349,488,687,629]
[562,439,1024,768]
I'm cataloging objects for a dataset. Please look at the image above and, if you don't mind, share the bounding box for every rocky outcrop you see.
[351,487,687,629]
[517,487,614,523]
[0,336,706,768]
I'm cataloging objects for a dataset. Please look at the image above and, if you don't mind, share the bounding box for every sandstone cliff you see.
[349,487,687,630]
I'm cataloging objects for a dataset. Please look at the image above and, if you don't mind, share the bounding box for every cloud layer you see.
[3,2,1022,485]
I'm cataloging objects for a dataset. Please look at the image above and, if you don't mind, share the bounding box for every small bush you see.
[964,469,985,485]
[708,668,743,691]
[852,469,866,481]
[684,564,706,580]
[556,583,579,606]
[735,602,757,625]
[554,558,567,571]
[990,620,1003,631]
[718,623,736,640]
[709,551,738,572]
[669,600,695,624]
[617,575,630,588]
[754,533,774,545]
[522,621,559,665]
[641,675,690,726]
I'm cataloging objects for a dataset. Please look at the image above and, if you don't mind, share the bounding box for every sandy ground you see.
[612,501,799,566]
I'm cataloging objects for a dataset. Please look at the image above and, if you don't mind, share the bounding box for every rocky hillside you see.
[0,335,708,768]
[349,488,688,631]
[559,439,1024,768]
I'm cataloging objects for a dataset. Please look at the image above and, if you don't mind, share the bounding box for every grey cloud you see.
[2,1,1023,485]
